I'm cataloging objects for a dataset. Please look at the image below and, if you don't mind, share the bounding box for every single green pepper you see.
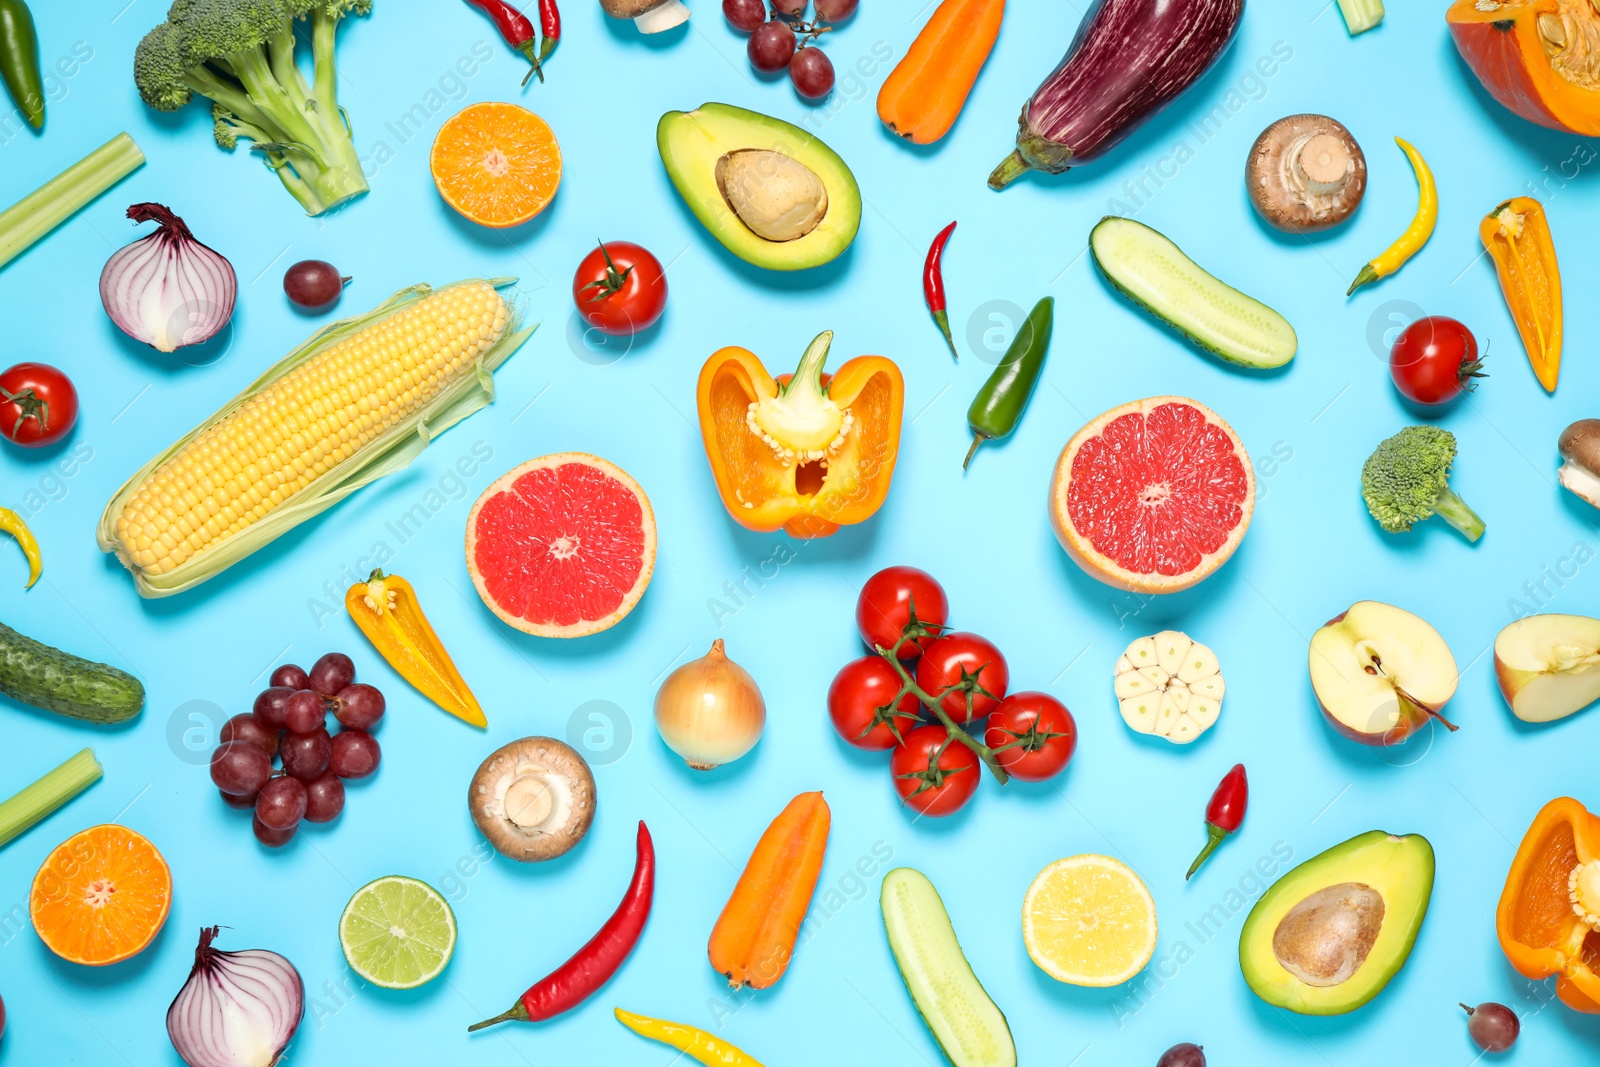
[963,296,1052,470]
[0,0,42,130]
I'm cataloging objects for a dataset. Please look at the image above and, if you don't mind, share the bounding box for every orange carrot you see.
[877,0,1006,145]
[708,791,831,990]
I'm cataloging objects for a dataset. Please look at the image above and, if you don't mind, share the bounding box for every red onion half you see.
[100,203,236,352]
[167,927,304,1067]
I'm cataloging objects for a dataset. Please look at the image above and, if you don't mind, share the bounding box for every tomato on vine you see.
[985,692,1076,781]
[1389,316,1485,406]
[856,565,948,657]
[828,656,921,749]
[890,725,979,816]
[572,240,667,336]
[914,632,1008,724]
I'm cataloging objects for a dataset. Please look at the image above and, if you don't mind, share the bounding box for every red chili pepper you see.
[465,0,544,85]
[1186,763,1246,880]
[923,220,958,361]
[468,821,655,1030]
[538,0,561,63]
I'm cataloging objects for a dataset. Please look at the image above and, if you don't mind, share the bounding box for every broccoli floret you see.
[134,0,371,216]
[1361,425,1485,542]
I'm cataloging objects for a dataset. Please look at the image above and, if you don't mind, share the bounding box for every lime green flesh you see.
[881,868,1016,1067]
[1239,831,1433,1015]
[657,103,861,271]
[339,876,457,989]
[1091,216,1298,369]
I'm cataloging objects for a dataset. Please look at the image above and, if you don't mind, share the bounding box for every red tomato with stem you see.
[0,363,77,447]
[985,692,1076,781]
[571,241,667,336]
[890,725,979,817]
[915,632,1008,724]
[1389,316,1485,406]
[856,566,948,658]
[828,656,921,749]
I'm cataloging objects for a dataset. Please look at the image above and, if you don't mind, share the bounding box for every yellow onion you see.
[654,639,765,769]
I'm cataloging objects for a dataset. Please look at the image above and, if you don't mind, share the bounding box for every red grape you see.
[749,20,795,72]
[304,772,346,823]
[221,713,279,757]
[771,0,805,13]
[284,690,327,734]
[1157,1044,1205,1067]
[723,0,766,32]
[308,653,355,696]
[814,0,856,19]
[281,728,332,781]
[283,260,347,311]
[211,741,271,796]
[330,730,381,779]
[790,46,834,99]
[270,664,309,690]
[220,788,258,810]
[1463,1002,1519,1052]
[252,686,294,730]
[255,776,307,830]
[334,683,385,730]
[252,815,296,848]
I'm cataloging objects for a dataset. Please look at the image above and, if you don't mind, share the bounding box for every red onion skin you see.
[167,927,304,1067]
[100,203,237,352]
[990,0,1244,185]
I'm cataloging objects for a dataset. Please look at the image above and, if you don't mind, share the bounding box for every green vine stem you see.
[877,635,1010,786]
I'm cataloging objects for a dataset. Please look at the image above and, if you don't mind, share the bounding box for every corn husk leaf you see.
[97,278,536,598]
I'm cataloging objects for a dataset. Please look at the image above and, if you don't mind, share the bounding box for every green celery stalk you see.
[0,133,145,270]
[0,748,102,850]
[1337,0,1384,35]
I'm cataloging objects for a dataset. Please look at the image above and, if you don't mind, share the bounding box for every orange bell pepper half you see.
[697,331,903,539]
[1496,796,1600,1013]
[1481,196,1562,392]
[346,569,487,728]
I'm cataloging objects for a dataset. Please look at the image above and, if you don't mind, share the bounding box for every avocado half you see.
[1239,831,1434,1015]
[657,102,861,271]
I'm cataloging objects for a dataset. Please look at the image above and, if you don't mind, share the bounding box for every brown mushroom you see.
[599,0,690,34]
[1558,419,1600,508]
[1246,115,1366,233]
[468,736,595,862]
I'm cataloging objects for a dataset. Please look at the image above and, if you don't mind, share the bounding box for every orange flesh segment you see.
[430,103,561,227]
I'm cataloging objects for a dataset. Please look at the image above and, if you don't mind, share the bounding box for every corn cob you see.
[99,278,534,598]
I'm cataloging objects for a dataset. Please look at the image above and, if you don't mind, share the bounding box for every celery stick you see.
[0,748,102,850]
[1337,0,1384,35]
[0,133,145,270]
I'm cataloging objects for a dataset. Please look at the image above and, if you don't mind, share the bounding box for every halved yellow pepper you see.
[1496,797,1600,1013]
[1481,195,1562,392]
[345,570,485,728]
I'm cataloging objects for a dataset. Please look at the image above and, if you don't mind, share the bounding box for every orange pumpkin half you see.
[1448,1,1600,135]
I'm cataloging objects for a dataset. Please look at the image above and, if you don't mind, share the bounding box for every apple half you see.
[1494,614,1600,724]
[1309,601,1459,746]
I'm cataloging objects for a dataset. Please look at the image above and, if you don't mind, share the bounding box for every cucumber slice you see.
[1091,216,1298,369]
[881,867,1015,1067]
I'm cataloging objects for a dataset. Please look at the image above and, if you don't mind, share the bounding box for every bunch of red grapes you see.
[722,0,858,100]
[210,653,385,848]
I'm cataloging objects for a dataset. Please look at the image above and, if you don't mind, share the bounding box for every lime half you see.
[339,876,457,989]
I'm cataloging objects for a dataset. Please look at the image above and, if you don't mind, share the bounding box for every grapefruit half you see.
[466,453,657,637]
[1049,397,1253,594]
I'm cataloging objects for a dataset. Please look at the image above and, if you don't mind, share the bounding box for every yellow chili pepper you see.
[1481,196,1562,393]
[345,569,486,728]
[1348,137,1436,295]
[614,1008,766,1066]
[0,506,41,588]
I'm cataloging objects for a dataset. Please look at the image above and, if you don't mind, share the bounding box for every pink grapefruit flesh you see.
[466,453,657,637]
[1049,397,1253,594]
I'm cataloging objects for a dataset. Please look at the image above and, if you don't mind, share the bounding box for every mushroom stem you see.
[1291,133,1352,195]
[635,0,690,32]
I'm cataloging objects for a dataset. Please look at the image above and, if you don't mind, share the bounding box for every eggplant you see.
[989,0,1245,189]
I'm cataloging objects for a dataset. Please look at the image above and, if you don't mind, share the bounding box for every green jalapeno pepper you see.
[963,296,1052,470]
[0,0,42,130]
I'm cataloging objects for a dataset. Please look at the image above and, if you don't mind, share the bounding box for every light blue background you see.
[2,1,1598,1063]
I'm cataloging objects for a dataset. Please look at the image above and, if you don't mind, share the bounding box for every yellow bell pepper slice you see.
[1348,137,1436,295]
[345,570,486,728]
[614,1008,766,1066]
[0,506,41,588]
[1481,196,1562,393]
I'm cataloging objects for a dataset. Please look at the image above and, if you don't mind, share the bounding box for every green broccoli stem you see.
[1432,486,1484,542]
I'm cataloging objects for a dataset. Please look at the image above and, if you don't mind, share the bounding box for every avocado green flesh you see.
[0,621,144,724]
[657,103,861,272]
[1239,831,1434,1015]
[1091,216,1297,369]
[881,867,1015,1067]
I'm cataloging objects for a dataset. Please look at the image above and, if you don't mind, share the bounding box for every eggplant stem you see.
[988,150,1030,190]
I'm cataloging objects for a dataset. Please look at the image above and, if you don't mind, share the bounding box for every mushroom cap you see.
[468,736,596,862]
[600,0,669,18]
[1246,114,1366,233]
[1558,419,1600,507]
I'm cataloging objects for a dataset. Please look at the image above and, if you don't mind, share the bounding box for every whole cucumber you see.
[0,620,144,724]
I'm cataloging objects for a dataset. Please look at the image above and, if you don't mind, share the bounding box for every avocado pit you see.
[715,150,829,243]
[1272,882,1386,987]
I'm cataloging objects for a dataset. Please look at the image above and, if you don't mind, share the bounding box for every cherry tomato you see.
[985,692,1077,781]
[915,632,1008,724]
[856,566,949,658]
[1388,316,1484,406]
[828,656,922,749]
[0,363,77,447]
[890,724,979,817]
[571,240,667,336]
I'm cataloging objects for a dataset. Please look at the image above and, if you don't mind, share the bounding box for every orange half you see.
[30,824,172,965]
[430,102,562,227]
